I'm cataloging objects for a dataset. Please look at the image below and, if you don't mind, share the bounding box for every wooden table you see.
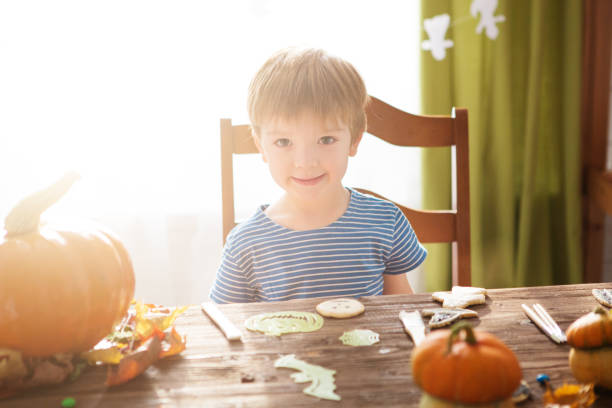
[5,283,612,407]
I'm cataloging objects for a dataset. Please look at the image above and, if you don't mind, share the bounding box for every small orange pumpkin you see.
[0,173,135,357]
[566,306,612,349]
[411,321,522,405]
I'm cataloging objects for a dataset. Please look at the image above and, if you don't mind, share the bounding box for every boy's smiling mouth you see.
[291,174,325,186]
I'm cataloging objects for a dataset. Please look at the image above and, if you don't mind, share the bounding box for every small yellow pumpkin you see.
[0,173,135,357]
[566,307,612,388]
[417,393,515,408]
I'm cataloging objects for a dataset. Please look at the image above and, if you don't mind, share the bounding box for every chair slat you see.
[354,188,456,242]
[231,125,258,154]
[366,96,454,147]
[220,119,236,242]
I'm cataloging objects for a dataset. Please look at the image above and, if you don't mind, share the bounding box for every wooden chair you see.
[220,96,471,286]
[581,0,612,282]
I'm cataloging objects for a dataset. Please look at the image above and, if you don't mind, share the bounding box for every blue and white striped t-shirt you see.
[210,188,426,303]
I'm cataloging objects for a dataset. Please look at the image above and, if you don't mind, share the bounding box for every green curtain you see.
[420,0,583,290]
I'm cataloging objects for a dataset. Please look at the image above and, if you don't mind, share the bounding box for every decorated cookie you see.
[244,311,323,336]
[315,298,365,318]
[399,310,426,346]
[339,329,380,346]
[452,286,487,296]
[592,288,612,308]
[421,307,478,328]
[432,291,486,308]
[274,354,340,401]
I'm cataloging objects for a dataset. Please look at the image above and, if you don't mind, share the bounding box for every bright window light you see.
[0,0,422,303]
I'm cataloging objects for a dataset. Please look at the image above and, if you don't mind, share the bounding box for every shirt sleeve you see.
[209,236,255,303]
[384,207,427,275]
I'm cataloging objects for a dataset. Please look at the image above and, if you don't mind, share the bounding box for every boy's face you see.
[254,110,362,204]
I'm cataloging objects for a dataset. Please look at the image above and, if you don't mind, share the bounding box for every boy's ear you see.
[349,132,364,157]
[251,130,268,163]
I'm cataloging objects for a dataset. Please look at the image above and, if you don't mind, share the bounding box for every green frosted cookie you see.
[244,311,323,336]
[274,354,340,401]
[339,329,380,346]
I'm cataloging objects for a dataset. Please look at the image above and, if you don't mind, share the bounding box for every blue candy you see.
[536,374,550,384]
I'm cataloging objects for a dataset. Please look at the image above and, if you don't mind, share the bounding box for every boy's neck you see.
[265,187,351,231]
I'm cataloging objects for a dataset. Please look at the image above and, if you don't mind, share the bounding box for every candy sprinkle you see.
[536,373,550,385]
[61,397,76,408]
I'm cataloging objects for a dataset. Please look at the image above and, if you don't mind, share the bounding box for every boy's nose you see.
[293,145,319,168]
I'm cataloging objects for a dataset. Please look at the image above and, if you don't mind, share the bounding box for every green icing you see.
[274,354,340,401]
[244,311,324,336]
[339,329,380,346]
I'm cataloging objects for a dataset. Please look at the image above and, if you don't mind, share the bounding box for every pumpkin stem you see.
[594,306,609,316]
[4,171,80,236]
[447,321,477,353]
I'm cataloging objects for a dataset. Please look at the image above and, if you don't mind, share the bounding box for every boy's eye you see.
[319,136,336,145]
[273,138,291,147]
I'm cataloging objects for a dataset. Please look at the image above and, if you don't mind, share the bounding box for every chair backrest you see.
[220,96,470,286]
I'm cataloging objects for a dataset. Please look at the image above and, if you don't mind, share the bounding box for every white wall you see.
[0,1,424,305]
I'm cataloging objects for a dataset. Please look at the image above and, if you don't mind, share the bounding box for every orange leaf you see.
[543,383,596,408]
[81,346,124,365]
[159,328,187,359]
[105,335,162,386]
[133,303,187,340]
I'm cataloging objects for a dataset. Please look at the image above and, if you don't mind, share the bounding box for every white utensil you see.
[201,302,243,341]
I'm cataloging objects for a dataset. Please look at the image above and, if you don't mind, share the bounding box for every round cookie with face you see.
[315,298,365,318]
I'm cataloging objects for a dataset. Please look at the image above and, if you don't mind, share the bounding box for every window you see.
[0,0,421,304]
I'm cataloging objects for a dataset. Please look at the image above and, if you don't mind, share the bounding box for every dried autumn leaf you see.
[133,302,154,339]
[105,334,162,386]
[134,304,188,339]
[0,349,28,399]
[105,324,135,345]
[81,340,124,365]
[543,383,596,408]
[158,305,189,331]
[1,301,188,396]
[1,353,78,399]
[27,357,74,387]
[159,328,187,359]
[0,348,27,382]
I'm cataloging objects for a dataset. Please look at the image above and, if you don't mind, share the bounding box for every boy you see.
[210,48,426,303]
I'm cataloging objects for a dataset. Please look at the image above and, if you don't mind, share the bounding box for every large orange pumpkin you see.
[0,172,135,356]
[411,321,522,405]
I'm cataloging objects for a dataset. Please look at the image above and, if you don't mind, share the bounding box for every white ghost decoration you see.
[421,14,454,61]
[470,0,506,39]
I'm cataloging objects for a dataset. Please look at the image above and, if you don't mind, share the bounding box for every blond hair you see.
[247,48,368,142]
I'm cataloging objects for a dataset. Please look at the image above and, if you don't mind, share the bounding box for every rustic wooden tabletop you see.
[4,283,612,407]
